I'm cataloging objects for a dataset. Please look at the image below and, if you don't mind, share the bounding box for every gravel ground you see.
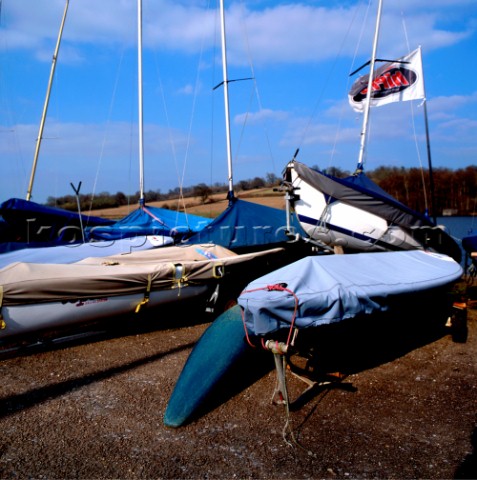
[0,283,476,479]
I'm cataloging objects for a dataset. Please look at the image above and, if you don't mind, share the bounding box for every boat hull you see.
[163,304,251,428]
[287,162,424,252]
[0,285,209,340]
[0,244,286,343]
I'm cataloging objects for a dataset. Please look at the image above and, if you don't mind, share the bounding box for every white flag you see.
[349,47,426,113]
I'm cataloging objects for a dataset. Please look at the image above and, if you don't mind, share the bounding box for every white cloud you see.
[178,84,195,95]
[235,108,288,125]
[429,92,477,112]
[3,1,474,66]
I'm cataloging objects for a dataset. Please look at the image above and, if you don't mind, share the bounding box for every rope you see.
[240,283,299,349]
[399,9,429,214]
[239,282,317,455]
[89,43,128,216]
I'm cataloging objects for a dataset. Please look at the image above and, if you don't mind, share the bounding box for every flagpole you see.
[356,0,383,171]
[423,101,436,222]
[419,46,436,222]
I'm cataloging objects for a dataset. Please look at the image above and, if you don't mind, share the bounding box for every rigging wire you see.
[0,0,28,196]
[329,0,371,171]
[209,0,279,186]
[176,0,215,220]
[209,3,219,195]
[400,5,429,214]
[153,59,183,211]
[238,0,276,175]
[152,42,204,224]
[89,45,131,213]
[297,1,366,172]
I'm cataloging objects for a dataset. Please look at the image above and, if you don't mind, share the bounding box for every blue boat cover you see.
[0,198,113,232]
[85,205,212,241]
[183,197,306,250]
[238,250,463,336]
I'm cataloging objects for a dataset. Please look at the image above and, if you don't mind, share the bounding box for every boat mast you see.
[137,0,145,205]
[356,0,383,171]
[26,0,69,201]
[219,0,234,201]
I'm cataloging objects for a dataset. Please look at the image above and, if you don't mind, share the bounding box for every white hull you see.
[288,163,423,252]
[0,285,208,340]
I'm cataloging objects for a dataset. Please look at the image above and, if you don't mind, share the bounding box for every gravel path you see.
[0,290,476,479]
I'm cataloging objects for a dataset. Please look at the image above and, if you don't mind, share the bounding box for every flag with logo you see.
[349,47,425,112]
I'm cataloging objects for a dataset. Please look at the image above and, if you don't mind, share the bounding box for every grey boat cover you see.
[293,161,434,228]
[238,250,463,337]
[0,244,283,306]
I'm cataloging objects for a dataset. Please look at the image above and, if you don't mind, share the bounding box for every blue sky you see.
[0,0,476,205]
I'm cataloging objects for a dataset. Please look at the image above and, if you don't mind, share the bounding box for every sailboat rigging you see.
[348,0,436,223]
[356,0,383,171]
[0,0,291,344]
[0,0,209,254]
[0,0,115,251]
[83,0,211,243]
[219,0,234,200]
[183,0,308,254]
[283,0,461,263]
[137,0,145,203]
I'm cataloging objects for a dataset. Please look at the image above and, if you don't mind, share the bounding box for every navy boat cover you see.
[183,197,306,251]
[0,198,114,250]
[0,198,211,252]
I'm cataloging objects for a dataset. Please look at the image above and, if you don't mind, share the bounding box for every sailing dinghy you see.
[285,159,462,262]
[0,244,284,343]
[237,248,463,407]
[238,250,462,338]
[164,249,463,427]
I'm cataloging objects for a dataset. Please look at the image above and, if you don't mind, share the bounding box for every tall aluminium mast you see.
[137,0,145,204]
[219,0,234,200]
[356,0,383,171]
[26,0,69,201]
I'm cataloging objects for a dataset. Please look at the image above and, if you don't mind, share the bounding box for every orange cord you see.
[239,283,299,350]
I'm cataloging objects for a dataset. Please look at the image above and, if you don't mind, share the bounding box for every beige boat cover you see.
[0,244,284,306]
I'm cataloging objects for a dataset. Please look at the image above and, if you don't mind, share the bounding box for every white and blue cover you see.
[238,250,463,337]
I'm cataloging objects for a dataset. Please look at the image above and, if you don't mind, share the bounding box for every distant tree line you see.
[46,166,477,216]
[46,173,278,212]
